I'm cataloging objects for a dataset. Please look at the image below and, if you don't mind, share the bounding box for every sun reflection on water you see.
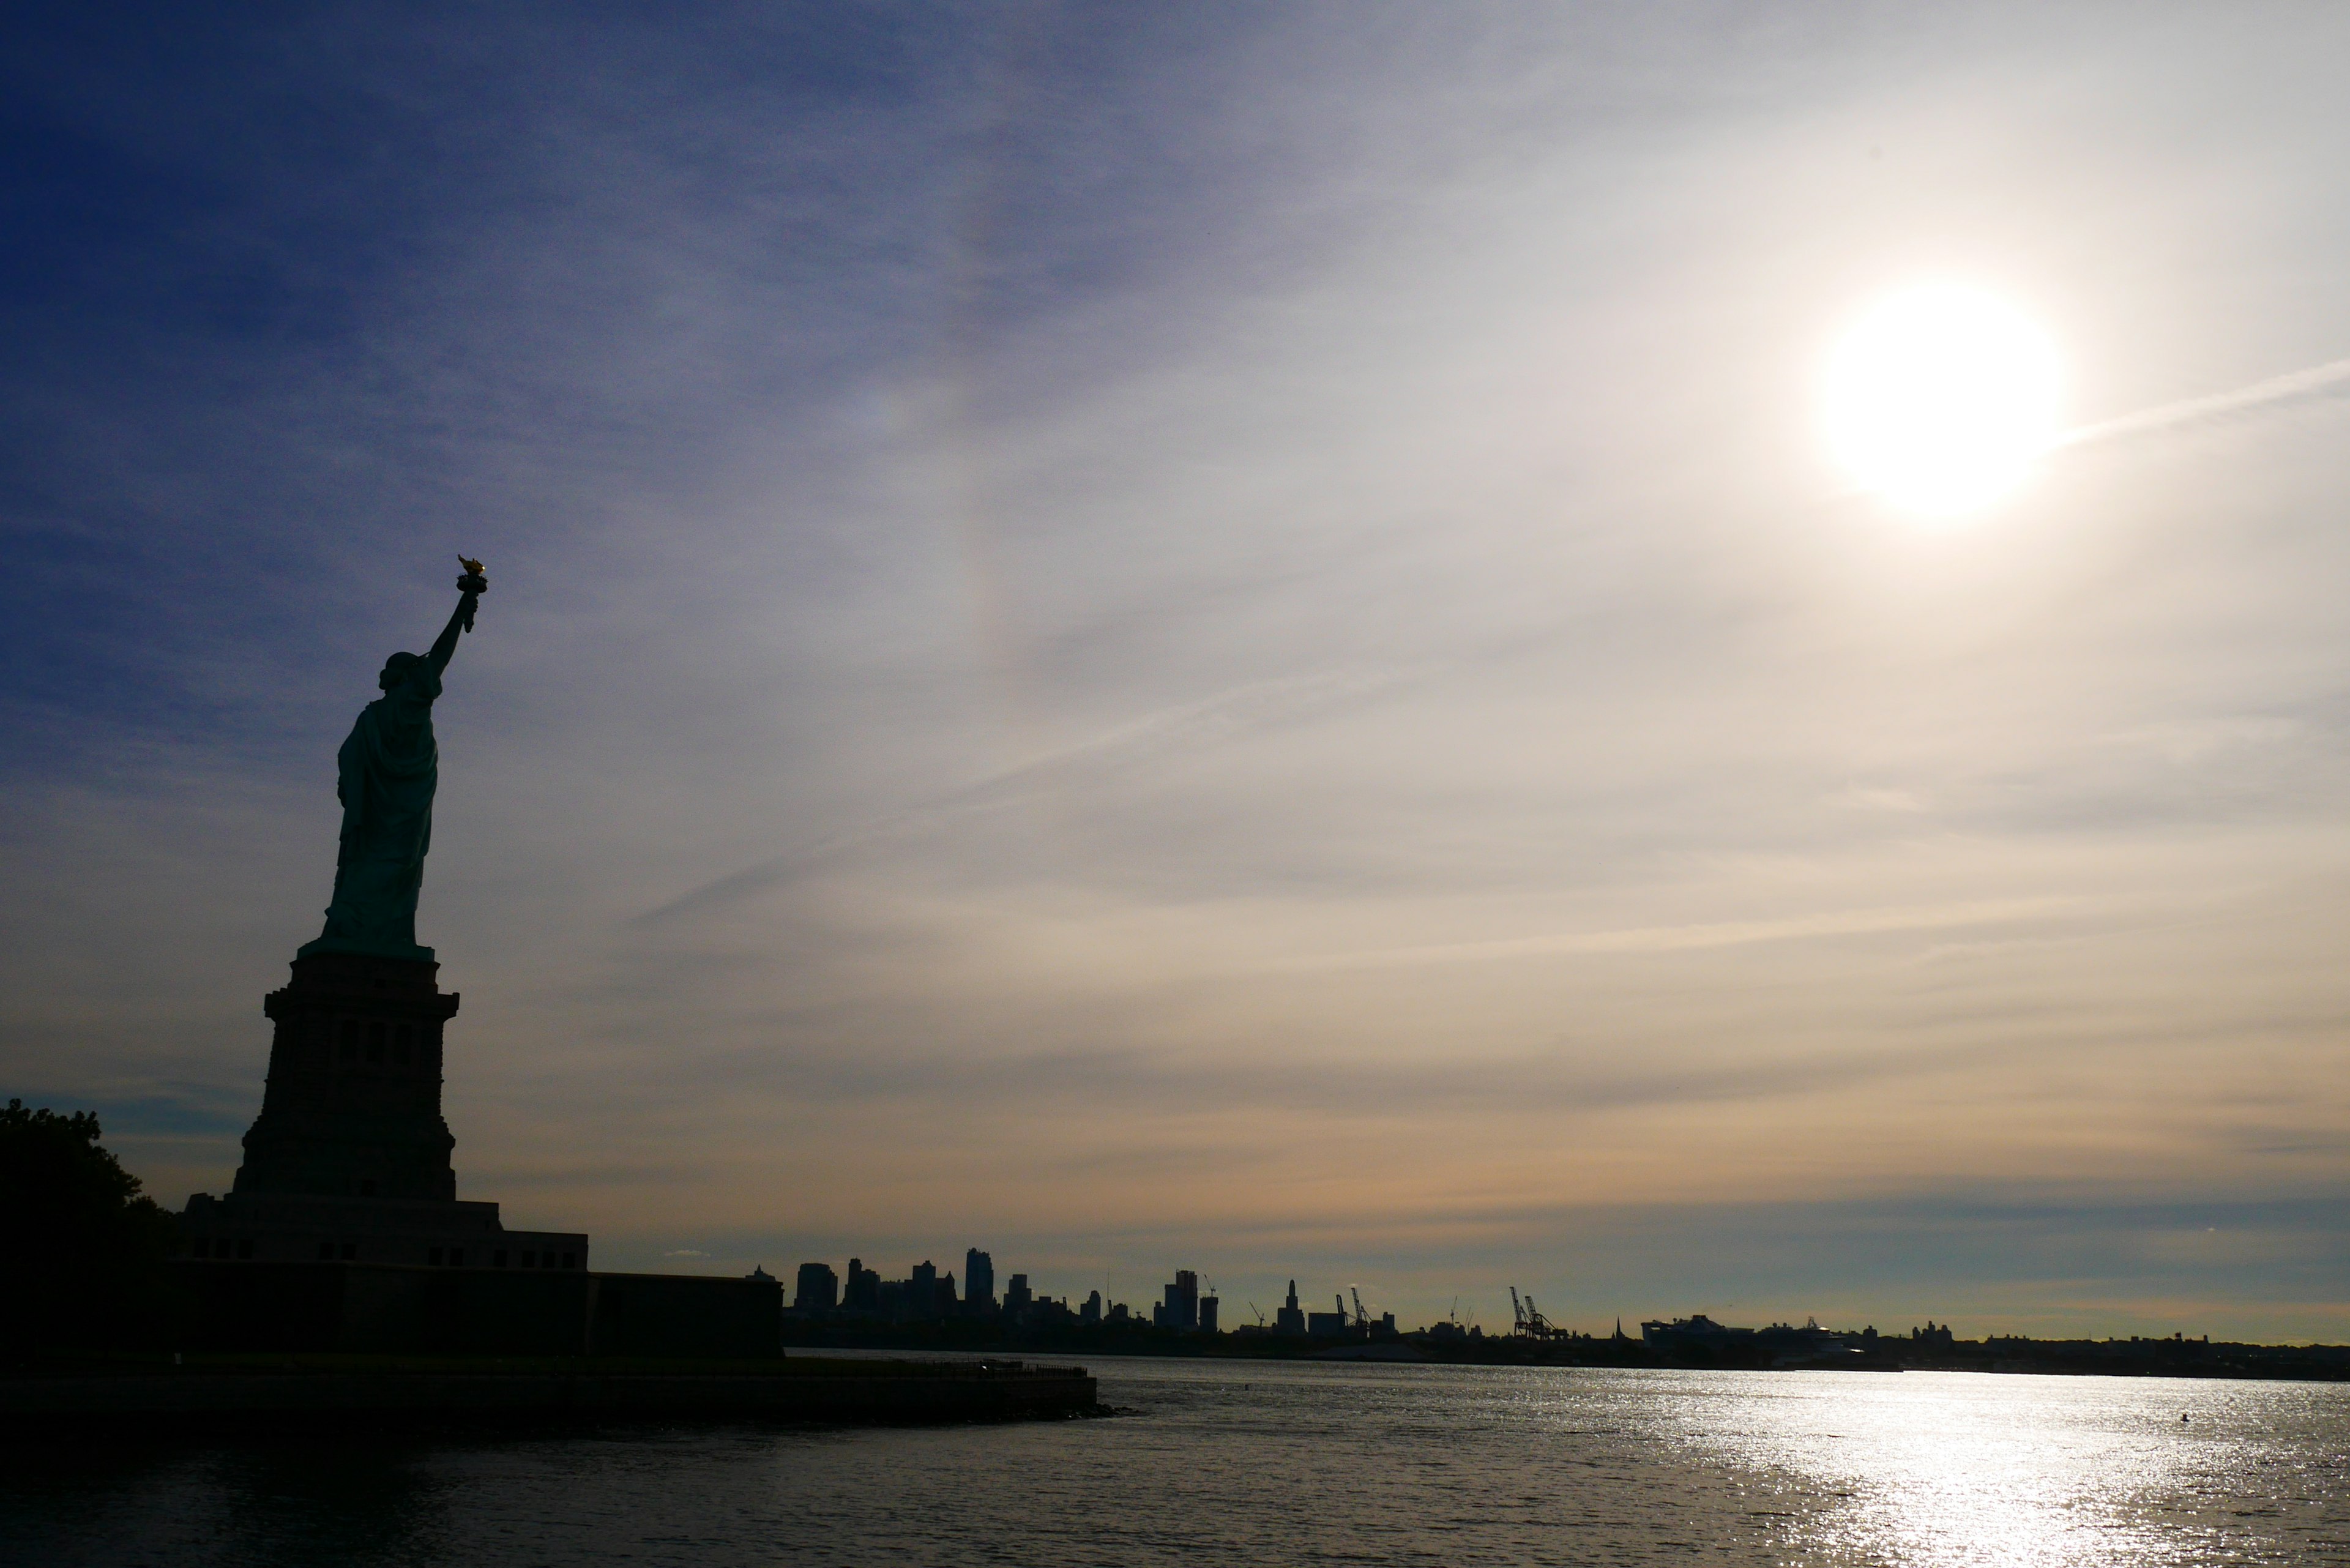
[1600,1370,2344,1566]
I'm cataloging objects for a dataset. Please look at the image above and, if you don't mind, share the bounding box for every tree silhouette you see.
[2,1099,181,1352]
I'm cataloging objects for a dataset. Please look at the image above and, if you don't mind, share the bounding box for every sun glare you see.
[1822,283,2062,518]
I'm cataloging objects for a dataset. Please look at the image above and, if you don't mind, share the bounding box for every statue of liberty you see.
[300,560,488,961]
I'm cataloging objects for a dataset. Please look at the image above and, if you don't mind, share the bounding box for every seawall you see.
[171,1260,781,1358]
[3,1356,1099,1430]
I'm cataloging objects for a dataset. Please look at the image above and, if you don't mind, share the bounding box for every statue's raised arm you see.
[427,559,490,678]
[299,559,490,962]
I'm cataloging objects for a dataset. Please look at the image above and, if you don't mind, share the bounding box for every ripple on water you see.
[4,1362,2347,1566]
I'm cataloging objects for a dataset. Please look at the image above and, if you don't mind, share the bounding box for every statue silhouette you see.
[300,565,487,961]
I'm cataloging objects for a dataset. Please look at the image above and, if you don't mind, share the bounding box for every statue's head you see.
[378,651,424,691]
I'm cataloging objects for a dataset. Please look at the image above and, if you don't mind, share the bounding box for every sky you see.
[7,1,2350,1342]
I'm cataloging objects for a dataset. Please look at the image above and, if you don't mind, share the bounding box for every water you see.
[8,1360,2348,1565]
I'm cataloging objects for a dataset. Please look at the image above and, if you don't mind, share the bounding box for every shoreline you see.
[778,1326,2350,1383]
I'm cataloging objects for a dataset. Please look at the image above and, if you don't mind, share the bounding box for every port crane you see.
[1351,1287,1371,1329]
[1509,1285,1570,1339]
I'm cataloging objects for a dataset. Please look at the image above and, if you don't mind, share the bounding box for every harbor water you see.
[8,1358,2348,1565]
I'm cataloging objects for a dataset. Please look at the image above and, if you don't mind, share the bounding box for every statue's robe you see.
[301,665,442,960]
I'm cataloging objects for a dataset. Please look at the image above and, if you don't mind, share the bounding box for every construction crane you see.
[1247,1301,1267,1327]
[1351,1287,1370,1328]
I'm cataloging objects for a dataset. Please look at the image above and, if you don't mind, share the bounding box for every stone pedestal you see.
[182,952,588,1272]
[237,952,461,1201]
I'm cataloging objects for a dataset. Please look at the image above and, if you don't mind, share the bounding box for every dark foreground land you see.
[1,1351,1102,1433]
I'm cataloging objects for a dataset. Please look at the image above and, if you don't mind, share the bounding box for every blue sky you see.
[8,2,2350,1339]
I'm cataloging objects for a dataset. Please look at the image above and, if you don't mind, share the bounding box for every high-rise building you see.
[1081,1289,1102,1324]
[844,1257,881,1314]
[1199,1295,1219,1334]
[793,1261,839,1313]
[908,1260,939,1320]
[1162,1269,1200,1331]
[1004,1272,1033,1321]
[965,1248,996,1315]
[1276,1279,1306,1335]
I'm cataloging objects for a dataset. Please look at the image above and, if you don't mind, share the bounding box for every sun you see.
[1821,283,2062,518]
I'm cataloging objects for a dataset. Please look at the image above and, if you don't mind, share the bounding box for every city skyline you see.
[7,4,2350,1343]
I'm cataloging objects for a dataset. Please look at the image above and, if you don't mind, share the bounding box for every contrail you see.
[1261,895,2102,972]
[2056,355,2350,449]
[629,665,1401,927]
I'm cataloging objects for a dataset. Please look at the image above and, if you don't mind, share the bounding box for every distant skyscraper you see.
[965,1248,995,1314]
[1004,1272,1033,1321]
[1276,1279,1305,1335]
[1163,1269,1200,1331]
[1199,1295,1219,1334]
[1081,1289,1102,1324]
[909,1259,939,1320]
[793,1261,839,1313]
[844,1258,881,1315]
